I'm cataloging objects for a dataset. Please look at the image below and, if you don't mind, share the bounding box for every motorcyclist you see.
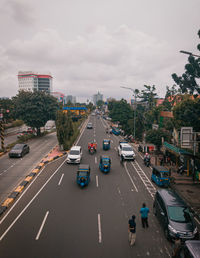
[144,153,150,165]
[88,142,96,152]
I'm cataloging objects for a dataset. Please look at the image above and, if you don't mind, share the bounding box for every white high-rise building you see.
[18,71,53,93]
[93,91,103,105]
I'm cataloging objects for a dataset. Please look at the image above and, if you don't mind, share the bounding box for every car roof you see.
[185,240,200,257]
[71,146,81,150]
[120,143,132,147]
[157,189,186,207]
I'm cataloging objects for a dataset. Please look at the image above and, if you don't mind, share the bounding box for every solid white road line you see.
[96,175,99,187]
[0,157,67,241]
[95,157,97,164]
[58,173,64,186]
[35,211,49,240]
[124,162,138,192]
[98,213,102,243]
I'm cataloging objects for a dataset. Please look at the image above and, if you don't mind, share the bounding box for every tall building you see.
[18,71,53,93]
[65,95,76,104]
[93,91,103,105]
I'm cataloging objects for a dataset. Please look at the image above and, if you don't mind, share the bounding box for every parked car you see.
[177,240,200,258]
[9,143,30,158]
[118,142,135,161]
[17,131,29,138]
[66,146,82,164]
[153,189,199,241]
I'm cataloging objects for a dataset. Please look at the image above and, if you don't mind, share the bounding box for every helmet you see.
[145,153,148,155]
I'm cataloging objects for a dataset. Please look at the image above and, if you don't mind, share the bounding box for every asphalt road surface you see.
[0,132,58,203]
[0,116,172,258]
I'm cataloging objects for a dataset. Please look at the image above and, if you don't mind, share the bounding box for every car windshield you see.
[12,144,23,150]
[168,206,192,223]
[122,147,133,151]
[70,150,80,155]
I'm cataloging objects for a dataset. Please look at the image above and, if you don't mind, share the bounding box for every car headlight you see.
[168,224,178,234]
[193,227,198,234]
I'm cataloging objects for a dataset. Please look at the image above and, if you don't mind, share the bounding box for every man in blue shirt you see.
[140,203,149,228]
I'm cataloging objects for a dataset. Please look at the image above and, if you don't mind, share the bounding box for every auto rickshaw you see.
[112,127,120,135]
[151,165,170,187]
[99,155,111,173]
[88,142,97,154]
[76,164,90,187]
[103,139,110,150]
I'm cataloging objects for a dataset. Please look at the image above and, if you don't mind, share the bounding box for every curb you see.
[0,147,67,217]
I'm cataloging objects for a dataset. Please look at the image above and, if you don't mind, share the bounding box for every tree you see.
[13,91,59,135]
[172,29,200,95]
[173,97,200,132]
[56,110,74,150]
[145,128,170,151]
[108,99,133,131]
[139,85,157,109]
[0,98,14,122]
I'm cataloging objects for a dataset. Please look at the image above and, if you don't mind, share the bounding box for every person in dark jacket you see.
[128,215,136,246]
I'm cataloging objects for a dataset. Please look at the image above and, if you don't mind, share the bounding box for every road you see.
[0,132,57,203]
[0,116,172,258]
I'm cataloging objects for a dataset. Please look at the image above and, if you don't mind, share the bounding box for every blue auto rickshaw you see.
[103,139,110,150]
[151,165,170,187]
[77,164,90,187]
[112,127,120,135]
[99,155,111,173]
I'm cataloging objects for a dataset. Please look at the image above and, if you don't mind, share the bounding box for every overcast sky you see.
[0,0,199,102]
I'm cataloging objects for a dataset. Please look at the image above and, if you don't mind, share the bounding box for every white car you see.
[118,142,135,161]
[66,146,82,164]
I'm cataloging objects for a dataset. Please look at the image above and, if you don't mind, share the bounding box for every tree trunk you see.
[37,127,41,136]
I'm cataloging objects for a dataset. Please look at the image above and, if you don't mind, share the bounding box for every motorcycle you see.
[89,147,96,154]
[177,164,186,174]
[144,158,150,167]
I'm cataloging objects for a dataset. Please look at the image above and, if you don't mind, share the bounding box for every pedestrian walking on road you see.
[128,215,136,247]
[140,203,149,228]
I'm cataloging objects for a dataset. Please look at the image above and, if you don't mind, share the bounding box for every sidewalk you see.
[170,168,200,223]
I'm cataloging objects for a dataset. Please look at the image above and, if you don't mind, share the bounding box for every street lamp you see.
[180,50,200,58]
[120,86,138,140]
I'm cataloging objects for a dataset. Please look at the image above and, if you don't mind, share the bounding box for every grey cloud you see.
[4,0,35,25]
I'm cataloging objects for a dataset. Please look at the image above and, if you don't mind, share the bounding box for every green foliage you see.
[172,29,200,95]
[56,111,74,150]
[173,97,200,131]
[139,85,157,109]
[0,98,15,122]
[96,100,104,108]
[12,91,59,135]
[108,99,134,133]
[145,128,170,151]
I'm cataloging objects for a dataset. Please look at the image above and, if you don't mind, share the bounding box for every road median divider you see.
[0,145,67,217]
